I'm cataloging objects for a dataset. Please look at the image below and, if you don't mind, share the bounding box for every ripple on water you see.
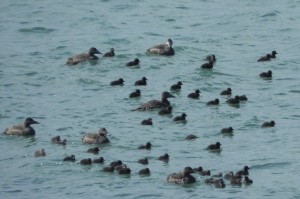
[18,27,56,33]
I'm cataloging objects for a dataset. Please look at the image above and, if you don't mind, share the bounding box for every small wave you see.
[251,162,291,169]
[261,10,280,17]
[18,27,56,33]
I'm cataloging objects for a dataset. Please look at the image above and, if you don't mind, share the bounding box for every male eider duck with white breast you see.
[3,117,39,136]
[66,47,101,65]
[147,38,175,56]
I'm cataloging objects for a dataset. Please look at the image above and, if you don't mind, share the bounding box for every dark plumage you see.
[129,89,141,98]
[205,178,215,184]
[173,113,187,122]
[126,58,140,67]
[141,118,153,125]
[201,61,214,69]
[63,155,76,162]
[3,117,39,136]
[93,157,104,164]
[224,171,234,180]
[244,176,253,185]
[220,127,234,134]
[80,158,92,165]
[66,47,101,65]
[103,166,114,172]
[257,54,271,62]
[235,166,250,176]
[138,142,152,150]
[87,147,100,154]
[187,89,201,99]
[158,106,173,115]
[170,81,183,91]
[138,158,148,165]
[118,167,131,175]
[139,168,150,175]
[193,166,211,176]
[261,120,276,127]
[220,88,232,95]
[214,179,226,188]
[271,50,277,58]
[259,70,272,78]
[167,167,196,184]
[205,54,217,63]
[34,149,46,157]
[135,77,147,86]
[238,95,248,101]
[226,95,240,105]
[206,142,221,150]
[147,38,175,56]
[102,48,115,57]
[185,134,198,140]
[51,136,66,145]
[110,78,124,86]
[110,160,123,168]
[207,98,220,105]
[212,172,223,178]
[230,175,242,186]
[158,153,169,162]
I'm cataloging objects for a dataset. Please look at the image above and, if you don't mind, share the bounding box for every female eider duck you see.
[102,48,115,57]
[66,47,101,65]
[167,167,196,184]
[133,91,175,111]
[147,38,175,56]
[82,128,110,144]
[3,117,39,136]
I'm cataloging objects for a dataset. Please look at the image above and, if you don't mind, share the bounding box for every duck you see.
[133,91,175,111]
[139,168,150,175]
[259,70,272,78]
[3,117,39,136]
[147,38,175,56]
[158,106,173,115]
[224,171,234,180]
[138,142,152,150]
[63,155,76,162]
[201,61,214,69]
[205,54,217,63]
[93,157,104,164]
[141,118,153,125]
[66,47,101,65]
[187,89,201,99]
[185,134,198,140]
[138,158,148,165]
[103,166,114,172]
[158,153,169,162]
[82,128,110,144]
[126,58,140,67]
[207,98,220,105]
[173,113,187,122]
[110,78,124,86]
[220,127,234,134]
[170,81,183,91]
[34,149,46,157]
[212,172,223,178]
[135,77,147,86]
[271,50,277,58]
[87,147,100,154]
[230,174,242,186]
[257,54,271,62]
[118,167,131,175]
[205,178,215,184]
[226,95,240,105]
[129,89,141,98]
[220,88,232,95]
[51,136,67,145]
[235,166,250,176]
[244,176,253,185]
[206,142,221,150]
[102,48,115,57]
[238,95,248,101]
[214,179,226,188]
[167,167,196,184]
[193,166,211,176]
[80,158,92,165]
[261,120,276,127]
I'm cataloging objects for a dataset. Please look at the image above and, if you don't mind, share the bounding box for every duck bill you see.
[32,120,40,124]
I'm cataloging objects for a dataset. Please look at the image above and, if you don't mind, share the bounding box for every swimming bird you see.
[230,174,242,186]
[158,153,169,162]
[135,77,147,86]
[87,147,100,154]
[220,88,232,95]
[110,78,124,86]
[141,118,153,125]
[66,47,101,65]
[261,120,276,127]
[158,106,173,115]
[226,96,240,105]
[205,54,217,63]
[214,179,226,188]
[244,176,253,185]
[138,157,148,165]
[185,134,198,140]
[187,89,201,99]
[173,113,187,122]
[235,166,250,176]
[139,168,150,175]
[133,91,175,111]
[34,149,46,157]
[103,166,114,172]
[129,89,141,98]
[271,50,277,58]
[259,70,272,78]
[167,167,196,184]
[126,58,140,67]
[257,54,271,62]
[224,171,234,180]
[80,158,92,165]
[93,157,104,164]
[147,38,175,56]
[193,166,211,176]
[207,98,220,105]
[238,95,248,101]
[3,117,39,136]
[102,48,115,57]
[206,142,221,150]
[51,136,67,145]
[205,178,215,184]
[138,142,152,150]
[82,128,110,144]
[201,61,214,69]
[63,155,76,162]
[220,127,234,134]
[118,167,131,175]
[170,81,183,91]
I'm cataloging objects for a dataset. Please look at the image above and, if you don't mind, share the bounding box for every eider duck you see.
[261,120,276,127]
[110,78,124,86]
[87,147,100,154]
[201,61,214,69]
[230,175,242,186]
[170,81,183,91]
[135,77,147,86]
[187,89,200,99]
[141,118,153,125]
[80,158,92,165]
[133,91,175,111]
[118,167,131,175]
[167,167,196,184]
[173,113,187,122]
[66,47,101,65]
[139,168,150,175]
[220,127,234,134]
[193,166,211,176]
[126,58,140,67]
[147,38,175,56]
[207,98,220,105]
[206,142,221,150]
[3,117,39,136]
[244,176,253,185]
[138,142,152,150]
[103,166,114,172]
[51,136,66,145]
[138,157,148,165]
[224,171,234,180]
[158,153,169,162]
[63,155,76,162]
[220,88,232,95]
[257,54,271,62]
[34,149,46,157]
[271,50,277,58]
[259,70,272,78]
[158,106,173,115]
[102,48,115,57]
[82,128,110,144]
[238,95,248,101]
[214,179,226,188]
[129,89,141,98]
[235,166,250,176]
[93,157,104,164]
[205,54,217,63]
[185,134,198,140]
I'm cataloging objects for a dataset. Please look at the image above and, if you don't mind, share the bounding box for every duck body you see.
[187,89,200,99]
[167,167,196,184]
[3,117,39,136]
[134,91,174,111]
[82,128,110,144]
[66,47,101,65]
[147,39,175,56]
[103,48,115,57]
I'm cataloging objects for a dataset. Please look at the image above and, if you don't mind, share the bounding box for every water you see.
[1,0,300,198]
